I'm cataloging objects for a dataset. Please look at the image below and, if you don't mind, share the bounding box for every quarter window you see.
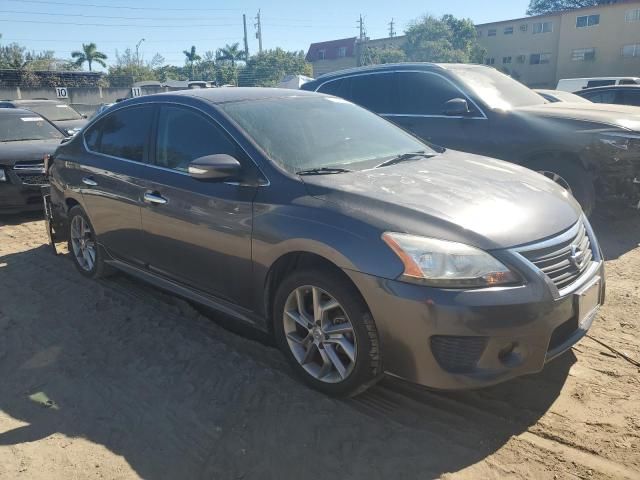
[576,14,600,28]
[395,72,475,116]
[155,106,237,172]
[622,44,640,57]
[533,22,552,33]
[571,48,596,61]
[84,105,154,162]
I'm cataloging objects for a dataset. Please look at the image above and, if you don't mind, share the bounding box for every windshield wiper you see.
[296,167,352,175]
[375,151,437,169]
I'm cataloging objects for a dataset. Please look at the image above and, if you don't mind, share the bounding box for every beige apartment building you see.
[476,0,640,87]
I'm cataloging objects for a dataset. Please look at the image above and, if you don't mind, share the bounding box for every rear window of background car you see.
[84,105,154,162]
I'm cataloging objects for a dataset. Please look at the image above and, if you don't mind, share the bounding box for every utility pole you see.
[135,38,145,68]
[356,15,366,66]
[255,9,263,53]
[243,14,249,59]
[357,14,365,41]
[389,18,395,37]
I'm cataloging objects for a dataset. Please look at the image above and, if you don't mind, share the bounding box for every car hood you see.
[302,150,582,250]
[53,118,87,133]
[515,102,640,131]
[0,138,63,166]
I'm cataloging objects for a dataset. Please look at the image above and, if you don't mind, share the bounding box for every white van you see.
[557,77,640,92]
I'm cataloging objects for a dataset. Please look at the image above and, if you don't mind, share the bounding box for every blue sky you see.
[0,0,530,68]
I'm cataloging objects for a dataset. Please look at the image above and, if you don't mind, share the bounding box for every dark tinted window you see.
[85,105,153,162]
[155,105,237,172]
[396,72,473,115]
[580,90,618,104]
[317,78,351,97]
[621,90,640,106]
[586,80,615,88]
[348,73,395,113]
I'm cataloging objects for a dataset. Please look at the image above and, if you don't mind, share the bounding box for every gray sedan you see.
[45,88,605,396]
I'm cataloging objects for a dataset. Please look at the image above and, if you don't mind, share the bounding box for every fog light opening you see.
[498,342,522,367]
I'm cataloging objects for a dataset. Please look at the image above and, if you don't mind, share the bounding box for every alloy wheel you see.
[70,215,96,272]
[282,285,357,383]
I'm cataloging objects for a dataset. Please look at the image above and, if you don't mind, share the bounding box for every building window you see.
[533,21,552,34]
[503,56,512,64]
[318,49,326,60]
[504,26,514,35]
[571,48,596,61]
[530,53,551,65]
[576,14,600,28]
[625,8,640,22]
[516,54,526,64]
[488,29,497,36]
[622,44,640,57]
[520,24,528,32]
[485,57,495,65]
[337,46,346,58]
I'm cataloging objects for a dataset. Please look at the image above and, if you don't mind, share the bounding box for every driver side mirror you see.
[443,98,471,116]
[188,154,242,180]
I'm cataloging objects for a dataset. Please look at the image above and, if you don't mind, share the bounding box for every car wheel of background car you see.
[68,206,112,279]
[273,268,382,397]
[529,158,596,216]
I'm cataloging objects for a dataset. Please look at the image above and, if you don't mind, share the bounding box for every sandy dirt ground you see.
[0,212,638,480]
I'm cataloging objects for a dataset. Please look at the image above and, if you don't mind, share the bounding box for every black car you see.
[0,99,88,136]
[45,88,604,397]
[574,85,640,107]
[0,108,65,214]
[301,63,640,214]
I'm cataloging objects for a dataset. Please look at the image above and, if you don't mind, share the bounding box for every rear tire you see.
[67,206,112,279]
[528,157,596,216]
[273,268,382,397]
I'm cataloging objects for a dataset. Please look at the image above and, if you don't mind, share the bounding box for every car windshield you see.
[449,66,547,110]
[24,103,84,121]
[220,96,433,173]
[0,114,64,142]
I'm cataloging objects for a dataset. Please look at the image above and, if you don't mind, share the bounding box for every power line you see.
[5,0,242,11]
[0,9,237,21]
[0,18,240,28]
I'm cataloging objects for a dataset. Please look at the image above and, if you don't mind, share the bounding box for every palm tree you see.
[216,42,246,67]
[183,45,201,79]
[71,43,107,71]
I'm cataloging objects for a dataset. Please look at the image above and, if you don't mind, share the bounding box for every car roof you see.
[0,107,45,117]
[309,62,488,83]
[146,87,322,104]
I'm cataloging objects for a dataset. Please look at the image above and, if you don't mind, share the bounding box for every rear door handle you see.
[82,176,98,186]
[143,192,168,205]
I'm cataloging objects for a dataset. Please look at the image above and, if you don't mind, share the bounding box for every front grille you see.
[518,220,593,290]
[431,336,488,373]
[16,173,48,185]
[13,161,45,172]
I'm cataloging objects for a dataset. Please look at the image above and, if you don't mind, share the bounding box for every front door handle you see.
[82,176,98,186]
[143,192,168,205]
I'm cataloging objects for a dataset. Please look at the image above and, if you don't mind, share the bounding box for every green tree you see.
[71,42,108,71]
[216,42,246,67]
[361,46,406,66]
[527,0,605,15]
[403,14,485,63]
[105,48,164,86]
[183,45,201,79]
[238,48,311,87]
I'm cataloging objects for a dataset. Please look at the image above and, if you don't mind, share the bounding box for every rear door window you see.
[621,90,640,106]
[154,105,238,172]
[395,72,476,116]
[348,73,395,113]
[84,105,154,162]
[580,90,618,104]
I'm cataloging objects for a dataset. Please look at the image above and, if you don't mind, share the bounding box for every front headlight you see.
[382,232,519,288]
[0,168,6,182]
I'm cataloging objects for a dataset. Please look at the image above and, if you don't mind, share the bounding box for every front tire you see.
[529,158,596,216]
[68,206,111,279]
[273,268,382,397]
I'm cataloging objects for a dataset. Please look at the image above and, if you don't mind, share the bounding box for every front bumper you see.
[345,219,605,390]
[0,182,44,214]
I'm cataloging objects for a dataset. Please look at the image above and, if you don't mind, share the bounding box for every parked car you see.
[0,99,88,136]
[0,108,65,214]
[45,88,605,397]
[556,77,640,92]
[535,89,592,104]
[301,63,640,214]
[574,85,640,107]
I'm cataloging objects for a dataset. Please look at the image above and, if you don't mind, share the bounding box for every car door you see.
[139,103,257,304]
[79,104,154,264]
[384,71,490,154]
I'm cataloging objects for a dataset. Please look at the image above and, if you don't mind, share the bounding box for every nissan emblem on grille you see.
[569,244,585,270]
